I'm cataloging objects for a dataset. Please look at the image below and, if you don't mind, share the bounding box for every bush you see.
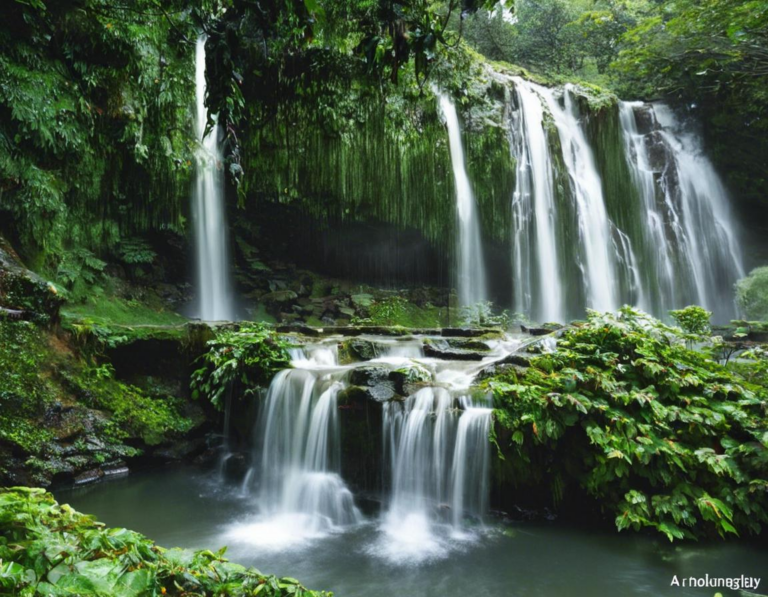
[736,267,768,321]
[488,307,768,541]
[0,487,325,597]
[191,323,290,409]
[669,305,711,336]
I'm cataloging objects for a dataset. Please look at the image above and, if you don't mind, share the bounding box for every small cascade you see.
[379,385,493,563]
[219,331,510,558]
[438,93,488,308]
[238,353,361,546]
[450,395,493,529]
[193,37,234,321]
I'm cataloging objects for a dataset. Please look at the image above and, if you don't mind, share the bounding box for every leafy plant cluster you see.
[191,323,290,409]
[0,487,326,597]
[460,300,511,329]
[0,0,196,279]
[488,307,768,541]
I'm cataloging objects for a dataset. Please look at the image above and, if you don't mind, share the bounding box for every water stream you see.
[438,93,488,308]
[193,37,234,321]
[504,79,745,322]
[58,466,767,596]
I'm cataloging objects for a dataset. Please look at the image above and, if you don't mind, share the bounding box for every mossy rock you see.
[0,236,62,322]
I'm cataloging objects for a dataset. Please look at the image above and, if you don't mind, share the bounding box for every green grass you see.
[62,296,187,327]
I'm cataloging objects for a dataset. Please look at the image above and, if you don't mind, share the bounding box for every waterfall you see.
[540,84,619,314]
[193,37,234,321]
[619,102,744,321]
[510,79,564,323]
[438,93,488,308]
[505,78,745,323]
[222,333,500,558]
[380,387,493,563]
[239,363,361,546]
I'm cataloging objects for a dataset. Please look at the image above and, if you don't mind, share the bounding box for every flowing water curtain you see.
[437,93,489,308]
[505,78,745,322]
[383,388,493,534]
[193,37,235,322]
[246,365,360,531]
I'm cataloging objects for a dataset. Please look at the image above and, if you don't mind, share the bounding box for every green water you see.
[56,466,766,597]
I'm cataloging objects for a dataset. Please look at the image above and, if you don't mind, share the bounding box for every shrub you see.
[0,487,325,597]
[488,307,768,541]
[736,267,768,321]
[669,305,711,336]
[191,323,290,409]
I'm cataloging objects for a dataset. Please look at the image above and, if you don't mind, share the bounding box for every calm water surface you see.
[56,466,766,597]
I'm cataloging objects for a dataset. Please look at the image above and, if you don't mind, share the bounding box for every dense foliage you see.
[0,0,196,280]
[463,0,645,80]
[489,308,768,541]
[736,267,768,322]
[0,487,324,597]
[191,323,290,409]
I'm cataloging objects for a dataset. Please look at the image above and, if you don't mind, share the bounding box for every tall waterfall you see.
[505,78,744,322]
[438,93,488,308]
[193,37,234,321]
[510,79,564,323]
[619,102,745,318]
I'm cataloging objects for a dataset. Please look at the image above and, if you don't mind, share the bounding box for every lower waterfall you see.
[226,334,510,561]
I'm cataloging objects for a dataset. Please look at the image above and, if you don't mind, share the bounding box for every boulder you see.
[0,235,62,322]
[424,344,487,361]
[261,290,298,303]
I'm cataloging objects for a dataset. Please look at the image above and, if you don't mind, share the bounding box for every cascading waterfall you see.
[234,350,361,548]
[509,78,564,323]
[505,78,745,322]
[380,385,493,563]
[193,37,234,321]
[618,102,744,320]
[438,93,488,307]
[539,84,619,314]
[223,333,502,559]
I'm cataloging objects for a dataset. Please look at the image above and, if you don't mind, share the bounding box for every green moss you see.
[62,296,187,327]
[65,364,194,446]
[351,296,451,328]
[0,320,56,453]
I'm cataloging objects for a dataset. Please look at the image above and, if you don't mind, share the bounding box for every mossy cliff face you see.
[233,64,633,305]
[0,247,214,487]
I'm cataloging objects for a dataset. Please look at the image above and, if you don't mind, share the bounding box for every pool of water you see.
[56,466,766,597]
